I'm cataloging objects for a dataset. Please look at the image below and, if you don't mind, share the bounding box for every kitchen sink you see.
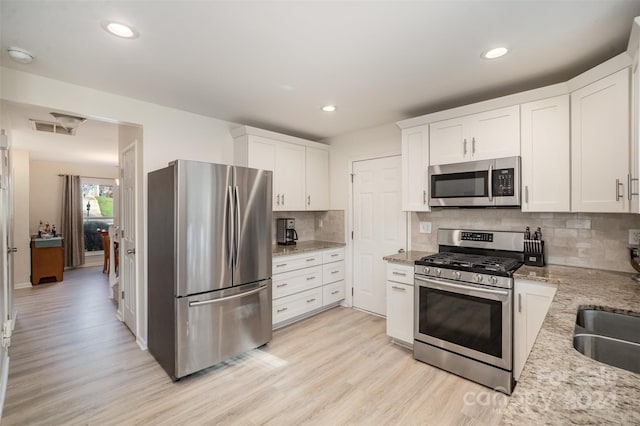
[573,307,640,374]
[576,308,640,344]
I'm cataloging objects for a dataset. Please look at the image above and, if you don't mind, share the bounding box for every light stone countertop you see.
[272,240,345,257]
[503,264,640,424]
[382,250,433,265]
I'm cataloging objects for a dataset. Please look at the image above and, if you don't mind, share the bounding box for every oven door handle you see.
[416,276,509,297]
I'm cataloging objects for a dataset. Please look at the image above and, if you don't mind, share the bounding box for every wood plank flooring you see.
[3,267,507,425]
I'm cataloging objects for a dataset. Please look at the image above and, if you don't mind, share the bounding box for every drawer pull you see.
[306,298,316,303]
[331,290,340,295]
[306,258,316,262]
[306,276,316,281]
[391,286,406,292]
[276,263,287,268]
[331,253,339,257]
[331,270,340,274]
[277,307,288,313]
[276,283,288,288]
[392,271,407,276]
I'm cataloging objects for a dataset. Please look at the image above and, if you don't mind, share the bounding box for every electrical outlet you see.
[629,229,640,245]
[318,219,323,228]
[419,221,432,234]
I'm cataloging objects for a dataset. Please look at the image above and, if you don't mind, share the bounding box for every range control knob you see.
[453,271,461,280]
[489,276,498,285]
[436,268,442,277]
[425,267,431,274]
[475,274,483,283]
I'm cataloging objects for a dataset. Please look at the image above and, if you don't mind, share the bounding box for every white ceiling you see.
[1,100,119,165]
[2,1,640,142]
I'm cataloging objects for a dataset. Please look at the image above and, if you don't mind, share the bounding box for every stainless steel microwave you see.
[428,156,520,207]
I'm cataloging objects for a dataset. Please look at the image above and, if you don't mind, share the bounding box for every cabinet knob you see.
[126,248,136,255]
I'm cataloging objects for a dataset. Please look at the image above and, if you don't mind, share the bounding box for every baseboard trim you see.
[136,336,148,351]
[14,282,32,289]
[0,353,9,420]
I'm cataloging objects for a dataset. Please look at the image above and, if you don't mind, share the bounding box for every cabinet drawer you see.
[273,288,323,325]
[386,263,413,285]
[273,266,322,299]
[322,248,345,263]
[273,252,322,274]
[323,281,344,306]
[322,261,344,285]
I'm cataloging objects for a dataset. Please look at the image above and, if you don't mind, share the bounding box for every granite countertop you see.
[272,240,346,257]
[382,250,433,265]
[503,264,640,424]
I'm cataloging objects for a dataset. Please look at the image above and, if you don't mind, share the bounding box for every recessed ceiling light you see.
[102,21,139,39]
[7,47,34,64]
[322,105,336,112]
[483,47,508,59]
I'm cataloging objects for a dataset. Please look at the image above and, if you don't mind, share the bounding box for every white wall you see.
[326,122,402,211]
[1,67,238,347]
[29,160,119,233]
[10,150,30,287]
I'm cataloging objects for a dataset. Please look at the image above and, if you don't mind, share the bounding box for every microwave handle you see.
[488,164,493,202]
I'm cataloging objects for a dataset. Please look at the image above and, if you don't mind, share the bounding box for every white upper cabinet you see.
[571,68,630,213]
[305,147,329,210]
[276,142,306,211]
[233,126,330,212]
[401,125,430,211]
[520,95,571,212]
[430,105,520,165]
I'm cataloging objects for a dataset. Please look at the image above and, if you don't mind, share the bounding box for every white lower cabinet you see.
[272,247,345,329]
[385,262,414,347]
[513,279,558,380]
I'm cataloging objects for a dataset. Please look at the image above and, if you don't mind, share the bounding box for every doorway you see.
[351,155,407,316]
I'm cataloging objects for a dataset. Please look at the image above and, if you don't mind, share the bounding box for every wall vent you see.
[30,119,76,136]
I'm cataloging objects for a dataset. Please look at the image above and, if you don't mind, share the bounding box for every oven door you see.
[414,275,512,370]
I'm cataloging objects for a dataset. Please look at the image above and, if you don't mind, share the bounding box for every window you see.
[82,178,116,253]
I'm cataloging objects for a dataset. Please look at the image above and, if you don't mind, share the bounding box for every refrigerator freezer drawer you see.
[175,280,272,379]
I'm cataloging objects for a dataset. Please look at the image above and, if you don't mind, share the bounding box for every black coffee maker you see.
[276,218,298,245]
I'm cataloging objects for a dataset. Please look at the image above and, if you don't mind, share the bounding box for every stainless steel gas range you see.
[413,229,524,395]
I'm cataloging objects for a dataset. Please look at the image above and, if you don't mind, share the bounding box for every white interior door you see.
[352,155,406,316]
[121,143,137,334]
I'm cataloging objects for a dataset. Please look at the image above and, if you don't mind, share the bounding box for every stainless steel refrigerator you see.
[148,160,272,380]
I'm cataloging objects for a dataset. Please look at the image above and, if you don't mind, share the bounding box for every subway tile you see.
[566,219,591,229]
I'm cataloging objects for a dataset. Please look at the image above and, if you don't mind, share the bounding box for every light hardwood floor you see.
[3,267,507,425]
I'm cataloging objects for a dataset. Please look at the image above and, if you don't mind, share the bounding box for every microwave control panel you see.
[492,168,515,196]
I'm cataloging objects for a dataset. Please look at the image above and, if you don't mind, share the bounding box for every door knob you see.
[7,248,17,253]
[126,249,136,255]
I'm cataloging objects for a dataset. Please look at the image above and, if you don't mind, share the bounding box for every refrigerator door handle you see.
[188,284,267,307]
[226,186,234,269]
[234,185,241,270]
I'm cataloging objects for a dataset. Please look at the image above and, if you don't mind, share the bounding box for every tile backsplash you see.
[272,210,345,245]
[411,210,640,273]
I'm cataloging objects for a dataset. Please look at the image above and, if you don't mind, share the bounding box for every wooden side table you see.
[30,236,64,285]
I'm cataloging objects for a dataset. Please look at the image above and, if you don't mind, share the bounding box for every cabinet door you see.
[513,280,557,380]
[571,68,630,213]
[247,136,277,172]
[247,136,279,210]
[275,142,306,211]
[470,105,520,161]
[305,147,329,210]
[386,280,414,345]
[401,125,430,211]
[521,96,570,212]
[429,117,467,165]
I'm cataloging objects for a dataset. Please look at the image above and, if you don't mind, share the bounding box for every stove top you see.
[416,252,521,276]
